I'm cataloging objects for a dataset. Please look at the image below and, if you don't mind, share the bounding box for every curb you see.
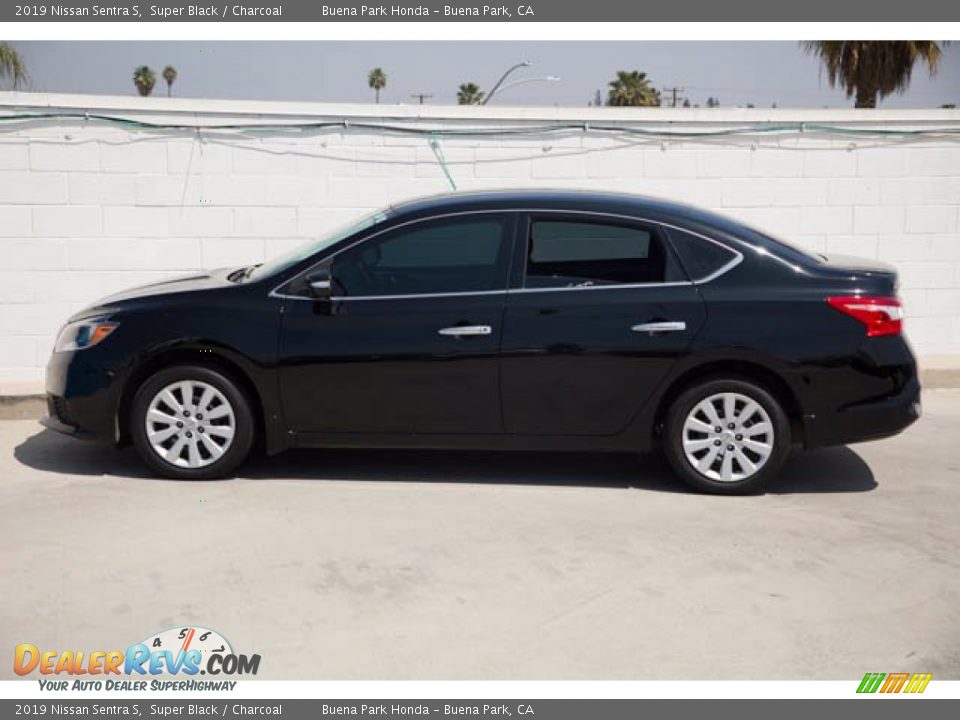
[3,368,959,422]
[925,368,960,389]
[0,394,46,421]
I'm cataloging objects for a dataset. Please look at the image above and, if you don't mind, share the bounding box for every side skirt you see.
[289,431,644,453]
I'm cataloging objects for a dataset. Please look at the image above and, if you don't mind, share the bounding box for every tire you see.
[662,378,791,495]
[130,365,255,480]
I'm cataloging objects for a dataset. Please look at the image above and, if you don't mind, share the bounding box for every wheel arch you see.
[652,358,805,446]
[117,345,269,452]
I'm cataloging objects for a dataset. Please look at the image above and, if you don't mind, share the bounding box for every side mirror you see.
[305,269,332,299]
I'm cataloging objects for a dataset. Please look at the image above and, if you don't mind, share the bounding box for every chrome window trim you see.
[329,289,508,302]
[507,280,693,296]
[268,208,744,302]
[696,252,743,283]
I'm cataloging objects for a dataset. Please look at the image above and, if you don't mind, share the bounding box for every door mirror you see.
[305,269,333,299]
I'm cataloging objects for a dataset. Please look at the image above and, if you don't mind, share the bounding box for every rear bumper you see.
[803,373,921,449]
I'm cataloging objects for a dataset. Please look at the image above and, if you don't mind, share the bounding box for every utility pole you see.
[661,86,685,108]
[410,93,433,105]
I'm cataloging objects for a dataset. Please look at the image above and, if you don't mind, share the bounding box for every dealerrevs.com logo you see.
[15,626,260,691]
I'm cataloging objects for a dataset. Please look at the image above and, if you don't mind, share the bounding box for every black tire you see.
[662,377,791,495]
[130,365,255,480]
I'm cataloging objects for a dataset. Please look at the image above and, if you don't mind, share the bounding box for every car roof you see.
[389,189,747,235]
[388,189,824,268]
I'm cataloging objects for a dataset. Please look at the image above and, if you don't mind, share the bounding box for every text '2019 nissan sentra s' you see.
[44,190,920,493]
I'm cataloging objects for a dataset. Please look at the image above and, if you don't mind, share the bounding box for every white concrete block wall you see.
[1,92,959,383]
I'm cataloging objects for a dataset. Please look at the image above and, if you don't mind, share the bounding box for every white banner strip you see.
[6,21,960,41]
[2,680,959,700]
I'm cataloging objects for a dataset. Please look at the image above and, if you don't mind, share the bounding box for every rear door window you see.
[524,218,680,288]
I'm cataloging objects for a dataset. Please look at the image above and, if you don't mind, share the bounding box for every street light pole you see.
[482,60,531,105]
[485,76,561,102]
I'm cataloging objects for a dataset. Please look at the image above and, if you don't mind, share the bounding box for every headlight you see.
[54,319,119,353]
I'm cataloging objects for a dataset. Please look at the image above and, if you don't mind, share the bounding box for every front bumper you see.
[43,347,124,442]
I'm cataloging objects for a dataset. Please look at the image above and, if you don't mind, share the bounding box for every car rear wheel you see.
[663,378,791,494]
[130,365,255,480]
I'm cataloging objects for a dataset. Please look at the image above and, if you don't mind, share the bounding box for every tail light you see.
[826,295,903,337]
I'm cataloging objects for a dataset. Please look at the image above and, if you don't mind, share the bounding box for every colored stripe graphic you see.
[904,673,933,694]
[880,672,910,693]
[857,672,933,694]
[857,673,886,693]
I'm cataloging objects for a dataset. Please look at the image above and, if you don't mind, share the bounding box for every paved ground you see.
[2,392,960,681]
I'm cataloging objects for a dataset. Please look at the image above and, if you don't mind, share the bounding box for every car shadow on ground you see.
[13,427,877,494]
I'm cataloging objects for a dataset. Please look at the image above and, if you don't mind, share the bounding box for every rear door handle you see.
[438,325,492,337]
[631,321,687,333]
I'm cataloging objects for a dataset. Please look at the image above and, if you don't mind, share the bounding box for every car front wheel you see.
[130,365,255,480]
[663,378,791,494]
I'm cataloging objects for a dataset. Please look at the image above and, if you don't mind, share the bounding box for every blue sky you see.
[13,41,960,108]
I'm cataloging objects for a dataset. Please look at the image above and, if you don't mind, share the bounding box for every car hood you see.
[69,268,237,321]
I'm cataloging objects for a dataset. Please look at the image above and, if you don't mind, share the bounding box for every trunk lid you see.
[818,253,898,277]
[814,253,899,294]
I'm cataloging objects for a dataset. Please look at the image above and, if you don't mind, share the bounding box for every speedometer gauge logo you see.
[141,626,234,672]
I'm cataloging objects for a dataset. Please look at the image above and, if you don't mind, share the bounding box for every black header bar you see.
[5,0,959,22]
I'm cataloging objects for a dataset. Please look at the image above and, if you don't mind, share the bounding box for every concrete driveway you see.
[2,391,959,680]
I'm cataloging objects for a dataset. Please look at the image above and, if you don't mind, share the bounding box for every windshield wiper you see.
[227,266,249,282]
[227,264,262,282]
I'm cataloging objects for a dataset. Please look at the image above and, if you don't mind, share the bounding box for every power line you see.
[0,111,958,142]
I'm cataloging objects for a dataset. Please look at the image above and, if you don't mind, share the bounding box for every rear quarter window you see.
[666,227,740,281]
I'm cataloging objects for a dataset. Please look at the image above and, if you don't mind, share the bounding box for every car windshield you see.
[249,209,391,280]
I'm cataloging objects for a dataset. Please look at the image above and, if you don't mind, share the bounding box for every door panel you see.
[277,212,515,435]
[500,286,706,435]
[279,294,506,434]
[500,213,706,436]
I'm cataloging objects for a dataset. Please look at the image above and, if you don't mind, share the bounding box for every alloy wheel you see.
[144,380,236,468]
[681,391,774,482]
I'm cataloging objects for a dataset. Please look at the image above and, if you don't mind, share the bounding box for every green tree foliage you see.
[802,41,946,108]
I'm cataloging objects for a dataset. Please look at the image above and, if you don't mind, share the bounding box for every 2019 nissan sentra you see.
[43,190,920,493]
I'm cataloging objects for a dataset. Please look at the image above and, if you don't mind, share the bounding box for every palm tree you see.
[368,67,386,103]
[0,42,27,90]
[133,65,157,97]
[802,41,946,108]
[457,82,485,105]
[162,65,177,97]
[606,71,661,107]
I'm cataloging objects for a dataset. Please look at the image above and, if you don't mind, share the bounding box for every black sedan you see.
[44,190,920,493]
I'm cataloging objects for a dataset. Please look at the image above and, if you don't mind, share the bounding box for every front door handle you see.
[438,325,492,337]
[631,321,687,333]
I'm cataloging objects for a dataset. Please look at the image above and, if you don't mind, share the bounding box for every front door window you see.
[331,217,511,297]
